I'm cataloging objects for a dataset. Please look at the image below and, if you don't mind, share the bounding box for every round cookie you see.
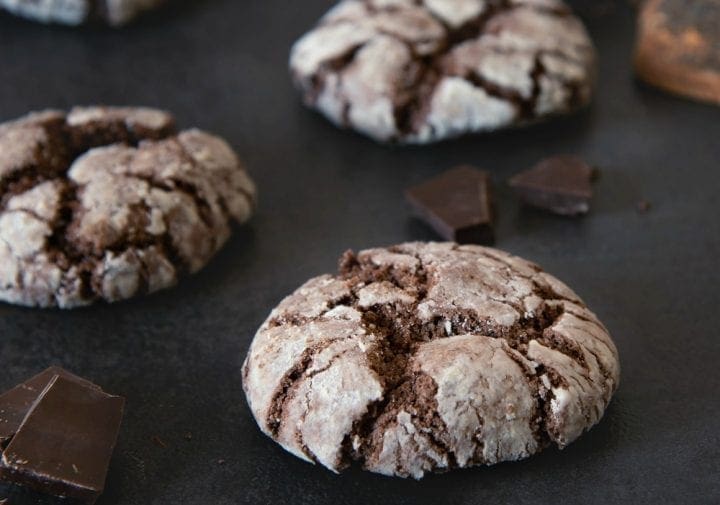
[243,242,619,478]
[290,0,596,144]
[0,0,165,26]
[635,0,720,105]
[0,107,256,308]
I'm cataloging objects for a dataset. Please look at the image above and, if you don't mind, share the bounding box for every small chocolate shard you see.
[0,376,124,503]
[636,199,652,213]
[509,156,594,216]
[405,166,495,244]
[0,367,98,447]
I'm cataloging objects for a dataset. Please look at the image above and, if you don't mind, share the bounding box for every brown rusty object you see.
[635,0,720,105]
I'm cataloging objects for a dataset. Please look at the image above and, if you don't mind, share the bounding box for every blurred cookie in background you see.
[0,0,166,27]
[290,0,597,144]
[635,0,720,105]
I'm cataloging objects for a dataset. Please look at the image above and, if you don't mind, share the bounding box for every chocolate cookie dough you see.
[243,242,620,478]
[0,0,165,26]
[290,0,596,143]
[0,107,256,308]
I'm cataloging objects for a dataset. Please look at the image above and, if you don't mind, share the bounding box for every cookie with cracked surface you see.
[0,0,166,26]
[243,242,620,478]
[0,107,256,308]
[290,0,596,144]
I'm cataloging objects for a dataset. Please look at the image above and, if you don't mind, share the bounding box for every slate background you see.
[0,1,718,504]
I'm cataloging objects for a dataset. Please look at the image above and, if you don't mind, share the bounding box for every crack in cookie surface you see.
[336,247,574,473]
[290,0,596,143]
[243,242,620,478]
[0,107,256,308]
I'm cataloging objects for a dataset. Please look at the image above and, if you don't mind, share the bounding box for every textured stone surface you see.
[290,0,596,143]
[0,0,166,26]
[0,107,256,308]
[243,242,619,478]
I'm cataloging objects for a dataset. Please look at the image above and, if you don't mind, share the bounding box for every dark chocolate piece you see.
[405,166,494,244]
[636,199,652,213]
[0,376,124,503]
[0,367,98,447]
[509,156,594,216]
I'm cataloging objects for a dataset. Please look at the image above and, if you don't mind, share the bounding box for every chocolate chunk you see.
[405,166,494,244]
[636,199,652,213]
[0,367,98,447]
[509,156,594,216]
[0,376,124,503]
[635,0,720,105]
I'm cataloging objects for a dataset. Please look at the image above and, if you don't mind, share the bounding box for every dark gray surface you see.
[0,1,718,504]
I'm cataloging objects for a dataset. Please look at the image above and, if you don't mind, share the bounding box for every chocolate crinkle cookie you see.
[0,107,256,308]
[0,0,166,26]
[243,242,620,479]
[290,0,596,144]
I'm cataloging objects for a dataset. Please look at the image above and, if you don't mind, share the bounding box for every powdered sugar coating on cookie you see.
[0,107,256,308]
[243,242,619,478]
[290,0,596,143]
[0,0,165,26]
